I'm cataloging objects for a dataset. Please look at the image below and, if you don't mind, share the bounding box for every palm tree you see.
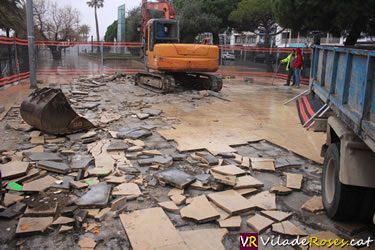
[86,0,104,43]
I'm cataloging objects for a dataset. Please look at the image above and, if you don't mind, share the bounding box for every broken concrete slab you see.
[111,196,127,211]
[51,176,75,190]
[136,113,150,120]
[272,220,307,236]
[3,193,24,207]
[71,155,94,171]
[180,195,220,223]
[52,216,75,225]
[100,112,121,124]
[211,165,246,176]
[59,225,73,233]
[107,140,129,151]
[250,158,275,172]
[116,128,152,140]
[112,183,142,198]
[37,161,69,174]
[260,210,293,222]
[194,174,211,184]
[25,203,57,216]
[247,191,276,210]
[104,175,126,184]
[234,175,264,189]
[209,202,231,221]
[16,217,53,235]
[141,124,157,130]
[180,229,228,250]
[120,207,188,250]
[168,188,184,197]
[118,166,140,175]
[241,157,250,168]
[75,182,111,208]
[190,180,211,190]
[22,175,57,192]
[301,195,324,213]
[0,202,26,218]
[270,185,293,195]
[159,201,180,213]
[78,237,97,249]
[208,190,255,215]
[0,161,29,179]
[85,209,100,218]
[200,154,219,165]
[218,152,235,158]
[218,216,241,230]
[30,136,44,145]
[94,207,111,221]
[23,152,62,162]
[155,168,195,189]
[246,214,274,233]
[170,194,186,205]
[142,108,161,116]
[285,172,303,190]
[235,188,258,196]
[70,180,89,189]
[87,167,112,177]
[210,171,236,186]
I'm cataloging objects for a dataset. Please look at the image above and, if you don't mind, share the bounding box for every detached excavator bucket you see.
[20,88,95,135]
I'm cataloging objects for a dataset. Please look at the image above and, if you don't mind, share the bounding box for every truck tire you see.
[322,143,366,220]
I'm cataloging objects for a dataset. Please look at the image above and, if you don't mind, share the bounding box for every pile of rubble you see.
[0,75,369,249]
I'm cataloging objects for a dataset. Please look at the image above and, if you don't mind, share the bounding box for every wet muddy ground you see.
[0,75,374,250]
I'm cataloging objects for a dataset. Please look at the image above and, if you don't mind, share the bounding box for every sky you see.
[57,0,142,40]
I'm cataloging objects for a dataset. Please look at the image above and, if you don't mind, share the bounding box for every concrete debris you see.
[210,171,236,186]
[120,207,187,250]
[170,194,186,205]
[218,216,241,229]
[250,158,275,171]
[25,203,57,216]
[0,161,29,179]
[22,175,57,192]
[270,185,293,195]
[301,196,324,213]
[80,131,97,139]
[246,214,274,233]
[141,124,157,130]
[180,229,228,250]
[159,201,180,212]
[235,188,258,196]
[211,165,245,176]
[94,207,111,220]
[23,152,62,162]
[59,225,73,233]
[99,112,121,124]
[285,172,303,190]
[247,191,276,210]
[168,188,184,197]
[107,140,130,151]
[37,161,69,174]
[111,196,127,211]
[104,175,126,184]
[51,176,74,190]
[3,193,24,207]
[0,202,26,218]
[155,168,195,189]
[208,190,255,215]
[142,108,161,116]
[75,182,111,208]
[136,113,150,120]
[260,210,293,222]
[116,128,152,140]
[70,180,89,189]
[78,237,96,249]
[234,175,264,189]
[112,183,142,198]
[190,180,211,190]
[52,216,75,225]
[16,217,53,235]
[180,195,220,223]
[272,221,307,236]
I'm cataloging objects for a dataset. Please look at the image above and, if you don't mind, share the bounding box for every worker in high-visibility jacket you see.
[280,49,296,86]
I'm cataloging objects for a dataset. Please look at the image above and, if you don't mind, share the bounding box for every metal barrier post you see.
[101,41,104,75]
[26,0,37,89]
[14,38,20,84]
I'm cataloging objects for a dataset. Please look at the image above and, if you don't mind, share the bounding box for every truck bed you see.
[310,46,375,151]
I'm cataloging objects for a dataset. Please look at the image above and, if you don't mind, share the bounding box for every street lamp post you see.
[26,0,37,89]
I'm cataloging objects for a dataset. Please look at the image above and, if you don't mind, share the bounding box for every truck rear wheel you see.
[322,143,363,220]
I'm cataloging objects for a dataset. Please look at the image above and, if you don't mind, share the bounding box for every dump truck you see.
[307,45,375,221]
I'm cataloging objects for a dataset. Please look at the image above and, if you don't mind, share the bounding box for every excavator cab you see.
[146,19,179,52]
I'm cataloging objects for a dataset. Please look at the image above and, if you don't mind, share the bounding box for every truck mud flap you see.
[20,88,95,135]
[296,92,325,126]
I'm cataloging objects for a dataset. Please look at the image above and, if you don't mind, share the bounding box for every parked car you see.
[222,52,235,60]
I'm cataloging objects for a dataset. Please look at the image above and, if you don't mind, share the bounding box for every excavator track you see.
[135,72,175,94]
[135,72,222,94]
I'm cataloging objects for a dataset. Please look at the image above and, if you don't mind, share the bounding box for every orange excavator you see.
[136,0,222,93]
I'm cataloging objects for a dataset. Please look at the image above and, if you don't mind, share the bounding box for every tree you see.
[0,0,26,37]
[86,0,104,43]
[125,7,141,43]
[78,24,90,41]
[104,20,117,42]
[272,0,375,46]
[229,0,282,71]
[34,0,81,59]
[200,0,241,43]
[173,0,221,43]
